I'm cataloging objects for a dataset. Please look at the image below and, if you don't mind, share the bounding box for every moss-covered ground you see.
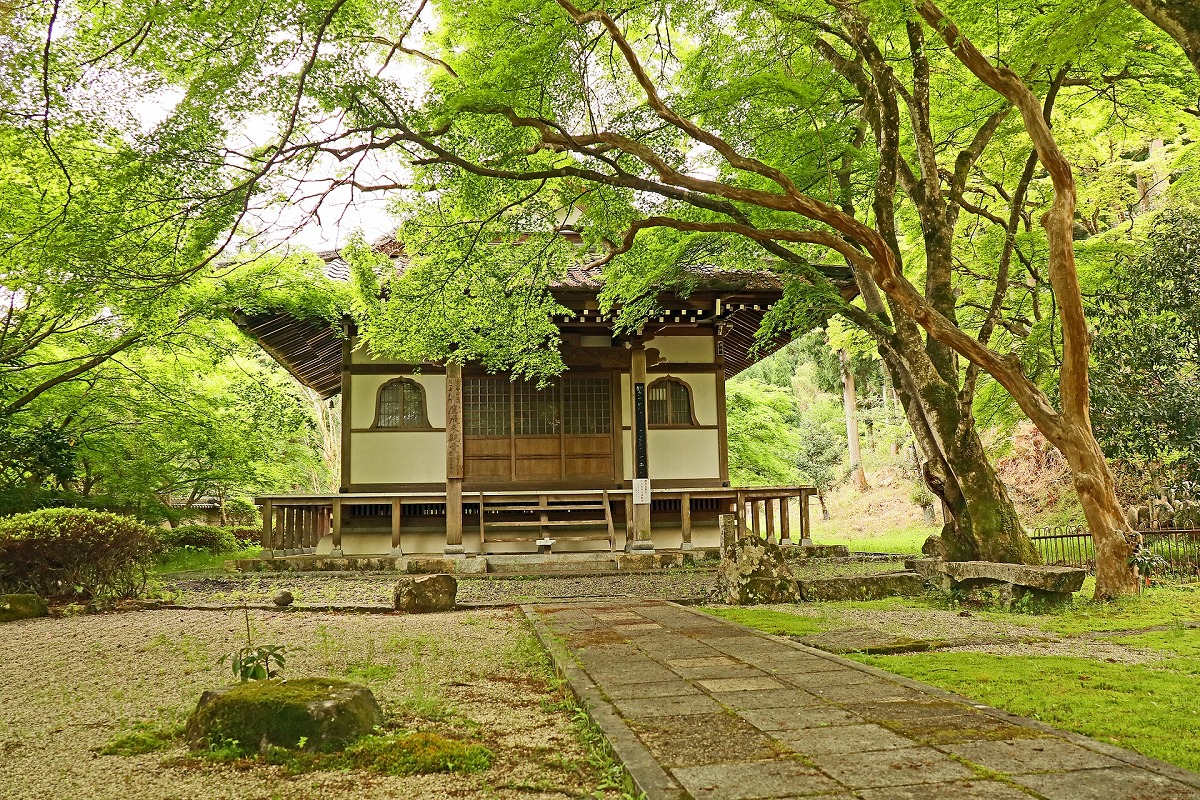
[706,582,1200,773]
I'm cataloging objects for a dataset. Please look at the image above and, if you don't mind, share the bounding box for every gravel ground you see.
[0,608,616,800]
[167,570,719,606]
[166,560,903,607]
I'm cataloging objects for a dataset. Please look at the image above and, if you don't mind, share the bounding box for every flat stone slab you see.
[672,760,845,799]
[1012,766,1200,799]
[945,737,1124,774]
[812,745,977,789]
[938,561,1086,593]
[524,599,1200,800]
[798,626,939,654]
[799,572,926,601]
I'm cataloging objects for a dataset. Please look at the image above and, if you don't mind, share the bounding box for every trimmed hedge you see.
[159,525,241,553]
[157,525,260,554]
[0,509,160,601]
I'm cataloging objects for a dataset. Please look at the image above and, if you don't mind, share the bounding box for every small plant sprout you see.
[220,604,292,681]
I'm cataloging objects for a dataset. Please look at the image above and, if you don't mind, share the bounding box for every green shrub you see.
[227,527,262,548]
[158,525,241,553]
[0,509,160,601]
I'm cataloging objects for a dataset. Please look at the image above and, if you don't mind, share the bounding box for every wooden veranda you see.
[255,485,816,556]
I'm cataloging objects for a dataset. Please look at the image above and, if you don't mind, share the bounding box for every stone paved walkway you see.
[526,599,1200,800]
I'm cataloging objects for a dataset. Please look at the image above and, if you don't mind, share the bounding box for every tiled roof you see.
[316,232,798,292]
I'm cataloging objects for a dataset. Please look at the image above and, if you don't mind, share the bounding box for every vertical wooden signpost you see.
[630,343,653,552]
[445,360,465,556]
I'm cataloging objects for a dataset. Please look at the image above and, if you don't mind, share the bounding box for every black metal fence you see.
[1030,525,1200,577]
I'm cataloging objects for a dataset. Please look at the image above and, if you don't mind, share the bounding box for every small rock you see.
[0,594,49,623]
[958,610,973,617]
[394,574,457,613]
[921,535,947,559]
[273,590,295,607]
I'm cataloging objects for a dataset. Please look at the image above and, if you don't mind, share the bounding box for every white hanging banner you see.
[632,478,651,505]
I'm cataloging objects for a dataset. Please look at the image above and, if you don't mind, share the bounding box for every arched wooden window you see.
[647,376,697,427]
[373,378,431,429]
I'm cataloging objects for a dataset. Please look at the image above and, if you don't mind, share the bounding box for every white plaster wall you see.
[620,373,721,478]
[350,374,446,429]
[350,431,446,484]
[653,336,714,363]
[647,429,722,480]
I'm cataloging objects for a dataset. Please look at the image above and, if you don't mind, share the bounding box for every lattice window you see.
[647,377,695,426]
[375,378,431,429]
[514,380,560,435]
[563,375,611,434]
[464,376,511,436]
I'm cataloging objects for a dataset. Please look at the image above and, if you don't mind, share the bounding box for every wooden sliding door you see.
[464,373,615,485]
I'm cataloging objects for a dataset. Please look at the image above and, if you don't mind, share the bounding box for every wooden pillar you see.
[800,490,813,546]
[261,500,273,556]
[736,491,747,540]
[331,498,343,555]
[390,497,403,556]
[751,500,762,538]
[680,492,692,550]
[273,506,284,551]
[445,360,465,556]
[629,342,653,551]
[779,500,787,544]
[624,494,634,550]
[765,498,776,544]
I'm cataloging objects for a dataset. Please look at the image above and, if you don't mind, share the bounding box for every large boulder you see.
[0,594,49,623]
[713,537,800,605]
[393,574,457,613]
[185,677,383,753]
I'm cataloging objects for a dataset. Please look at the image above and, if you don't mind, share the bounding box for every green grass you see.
[101,723,183,755]
[699,607,829,636]
[849,648,1200,773]
[973,581,1200,635]
[812,523,931,555]
[156,546,261,574]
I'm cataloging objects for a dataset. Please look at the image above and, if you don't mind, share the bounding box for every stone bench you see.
[932,560,1086,607]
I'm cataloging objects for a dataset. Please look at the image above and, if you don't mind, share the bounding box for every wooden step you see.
[483,503,609,512]
[486,519,609,528]
[484,534,614,543]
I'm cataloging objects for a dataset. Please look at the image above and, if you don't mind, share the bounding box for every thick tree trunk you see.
[850,260,1036,564]
[945,423,1039,563]
[1125,0,1200,79]
[906,373,1037,563]
[1060,423,1141,596]
[917,0,1140,597]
